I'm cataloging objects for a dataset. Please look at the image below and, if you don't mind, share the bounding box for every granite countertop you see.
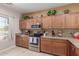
[16,33,28,37]
[42,36,79,48]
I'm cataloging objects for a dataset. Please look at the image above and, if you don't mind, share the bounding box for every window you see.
[0,16,9,40]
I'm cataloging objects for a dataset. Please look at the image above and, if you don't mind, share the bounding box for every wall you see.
[0,5,21,50]
[24,3,79,17]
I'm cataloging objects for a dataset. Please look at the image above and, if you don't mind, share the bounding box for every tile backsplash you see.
[21,28,79,38]
[43,29,79,37]
[62,29,79,37]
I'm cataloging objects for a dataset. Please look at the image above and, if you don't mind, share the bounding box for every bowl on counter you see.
[73,32,79,40]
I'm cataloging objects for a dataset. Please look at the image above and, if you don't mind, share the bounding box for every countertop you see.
[42,36,79,48]
[16,33,28,37]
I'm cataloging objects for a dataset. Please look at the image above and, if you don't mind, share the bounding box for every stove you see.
[29,33,43,52]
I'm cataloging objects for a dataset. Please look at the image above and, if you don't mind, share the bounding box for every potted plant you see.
[47,10,57,16]
[22,15,30,20]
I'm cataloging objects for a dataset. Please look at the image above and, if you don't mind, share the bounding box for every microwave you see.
[31,24,41,29]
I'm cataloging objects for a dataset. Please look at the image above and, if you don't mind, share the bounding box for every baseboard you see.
[0,45,16,53]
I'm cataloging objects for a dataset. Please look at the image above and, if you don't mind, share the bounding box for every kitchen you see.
[1,3,79,56]
[16,3,79,56]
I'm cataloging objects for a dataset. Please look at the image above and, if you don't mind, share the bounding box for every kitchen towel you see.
[29,37,33,43]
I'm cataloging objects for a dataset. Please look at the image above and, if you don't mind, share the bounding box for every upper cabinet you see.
[19,20,27,29]
[32,18,41,25]
[76,13,79,28]
[42,16,53,29]
[20,19,32,29]
[26,19,32,29]
[65,13,77,28]
[42,14,65,29]
[27,18,42,29]
[53,14,65,28]
[20,18,42,29]
[20,12,79,29]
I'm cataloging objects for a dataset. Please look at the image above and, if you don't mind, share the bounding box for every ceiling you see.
[0,3,69,14]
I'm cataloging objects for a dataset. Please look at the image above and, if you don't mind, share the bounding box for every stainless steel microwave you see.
[31,24,41,29]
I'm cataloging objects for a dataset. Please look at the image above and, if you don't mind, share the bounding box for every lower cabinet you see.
[69,42,76,56]
[75,48,79,56]
[16,35,28,48]
[40,37,70,56]
[21,36,28,48]
[40,38,51,54]
[51,40,69,56]
[16,35,22,46]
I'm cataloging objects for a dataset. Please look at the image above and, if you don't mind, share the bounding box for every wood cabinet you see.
[75,48,79,56]
[42,12,79,29]
[20,18,42,29]
[21,36,28,48]
[70,43,76,56]
[53,14,65,28]
[26,19,32,29]
[40,37,70,56]
[52,13,78,28]
[76,13,79,28]
[16,35,22,46]
[69,43,79,56]
[42,16,53,29]
[40,38,51,54]
[20,20,27,29]
[16,35,28,48]
[20,12,79,29]
[65,13,77,28]
[20,19,32,29]
[51,39,69,56]
[32,18,41,24]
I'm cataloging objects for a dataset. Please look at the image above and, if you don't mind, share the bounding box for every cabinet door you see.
[21,36,28,48]
[31,18,41,25]
[70,44,76,56]
[42,16,52,29]
[40,38,51,54]
[26,19,32,29]
[76,13,79,28]
[16,36,22,46]
[75,48,79,56]
[51,41,68,56]
[46,39,51,54]
[65,13,77,28]
[20,20,27,29]
[40,38,47,52]
[53,14,65,28]
[36,18,42,24]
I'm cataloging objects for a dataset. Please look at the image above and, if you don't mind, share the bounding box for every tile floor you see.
[0,47,52,56]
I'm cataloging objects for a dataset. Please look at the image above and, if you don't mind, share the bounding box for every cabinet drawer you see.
[51,39,68,43]
[52,42,68,47]
[75,48,79,56]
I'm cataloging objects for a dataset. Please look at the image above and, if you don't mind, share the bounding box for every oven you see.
[29,33,43,52]
[29,37,39,45]
[29,33,43,45]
